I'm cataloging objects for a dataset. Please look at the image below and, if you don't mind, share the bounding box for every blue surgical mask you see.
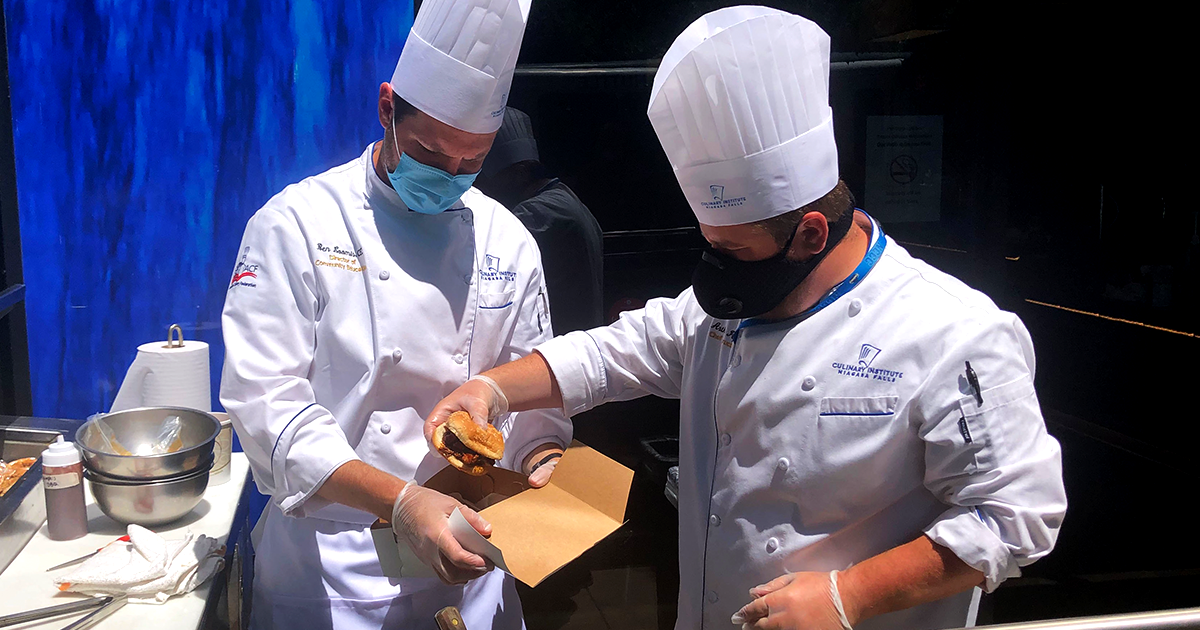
[387,125,478,214]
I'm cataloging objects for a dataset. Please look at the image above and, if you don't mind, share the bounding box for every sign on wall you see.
[865,115,943,223]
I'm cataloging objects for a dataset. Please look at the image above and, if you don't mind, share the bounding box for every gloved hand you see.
[391,482,494,585]
[523,444,564,488]
[730,570,854,630]
[425,375,510,447]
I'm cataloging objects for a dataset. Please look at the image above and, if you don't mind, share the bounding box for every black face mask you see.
[692,210,855,320]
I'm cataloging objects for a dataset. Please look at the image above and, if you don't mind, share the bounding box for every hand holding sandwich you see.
[427,373,563,487]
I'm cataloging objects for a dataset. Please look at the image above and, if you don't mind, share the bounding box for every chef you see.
[426,7,1067,630]
[219,0,570,628]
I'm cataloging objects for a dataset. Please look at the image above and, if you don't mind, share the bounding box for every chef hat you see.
[481,107,540,177]
[648,6,838,226]
[391,0,532,134]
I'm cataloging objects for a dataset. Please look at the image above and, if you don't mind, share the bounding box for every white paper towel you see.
[110,340,211,412]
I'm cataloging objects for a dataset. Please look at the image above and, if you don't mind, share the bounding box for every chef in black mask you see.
[691,180,857,321]
[426,8,1065,630]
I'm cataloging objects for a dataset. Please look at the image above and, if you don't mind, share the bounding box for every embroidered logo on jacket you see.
[229,248,259,289]
[480,253,517,282]
[832,343,904,382]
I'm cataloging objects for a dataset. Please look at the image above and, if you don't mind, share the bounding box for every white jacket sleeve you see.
[494,243,574,470]
[219,207,360,518]
[536,288,694,417]
[915,312,1067,592]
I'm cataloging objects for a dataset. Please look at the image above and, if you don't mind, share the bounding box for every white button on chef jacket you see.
[220,144,569,627]
[537,215,1066,630]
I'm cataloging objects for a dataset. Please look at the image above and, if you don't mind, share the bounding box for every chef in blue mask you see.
[219,0,570,628]
[426,7,1066,630]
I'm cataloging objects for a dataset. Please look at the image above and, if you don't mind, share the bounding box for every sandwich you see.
[432,411,505,476]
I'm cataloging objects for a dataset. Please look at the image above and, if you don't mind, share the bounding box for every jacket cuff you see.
[925,506,1021,592]
[509,433,567,474]
[535,331,608,417]
[271,404,362,518]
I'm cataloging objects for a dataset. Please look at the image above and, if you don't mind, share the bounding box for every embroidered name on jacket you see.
[707,321,735,348]
[315,243,366,273]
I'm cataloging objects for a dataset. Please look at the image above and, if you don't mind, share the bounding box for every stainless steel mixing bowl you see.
[86,462,210,526]
[76,407,220,480]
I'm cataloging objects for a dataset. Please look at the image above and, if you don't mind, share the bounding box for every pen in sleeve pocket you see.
[965,361,983,405]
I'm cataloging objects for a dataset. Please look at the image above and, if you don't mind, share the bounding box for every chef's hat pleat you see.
[392,0,532,134]
[649,7,839,226]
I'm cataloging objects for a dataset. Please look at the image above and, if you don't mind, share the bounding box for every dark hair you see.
[392,95,419,124]
[754,180,856,247]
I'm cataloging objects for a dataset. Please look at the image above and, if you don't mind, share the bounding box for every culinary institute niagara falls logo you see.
[831,343,904,383]
[229,248,259,289]
[700,184,747,210]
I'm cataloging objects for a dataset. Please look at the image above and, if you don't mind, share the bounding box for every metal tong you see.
[0,595,127,629]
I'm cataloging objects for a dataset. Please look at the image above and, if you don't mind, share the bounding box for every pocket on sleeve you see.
[954,376,1039,470]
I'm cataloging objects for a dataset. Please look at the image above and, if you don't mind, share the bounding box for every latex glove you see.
[730,571,853,630]
[391,483,494,585]
[523,445,564,488]
[425,375,510,447]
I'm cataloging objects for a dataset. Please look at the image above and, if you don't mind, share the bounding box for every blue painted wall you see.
[4,0,413,420]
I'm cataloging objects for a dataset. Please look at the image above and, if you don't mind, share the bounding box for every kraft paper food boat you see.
[372,441,633,587]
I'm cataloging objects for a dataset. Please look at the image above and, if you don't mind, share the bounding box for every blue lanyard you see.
[739,212,886,331]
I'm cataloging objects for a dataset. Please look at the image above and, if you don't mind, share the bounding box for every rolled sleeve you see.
[917,315,1067,591]
[271,404,361,517]
[536,331,609,417]
[925,507,1022,592]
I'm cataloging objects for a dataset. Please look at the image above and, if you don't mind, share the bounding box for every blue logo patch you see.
[832,343,903,383]
[480,253,517,282]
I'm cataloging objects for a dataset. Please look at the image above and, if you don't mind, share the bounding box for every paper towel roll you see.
[110,339,211,413]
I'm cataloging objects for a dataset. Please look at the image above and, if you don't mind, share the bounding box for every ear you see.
[792,211,830,259]
[378,83,394,129]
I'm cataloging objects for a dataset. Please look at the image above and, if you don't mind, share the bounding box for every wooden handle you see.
[435,606,467,630]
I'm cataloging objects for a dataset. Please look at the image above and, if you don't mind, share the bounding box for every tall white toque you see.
[391,0,532,134]
[648,6,838,226]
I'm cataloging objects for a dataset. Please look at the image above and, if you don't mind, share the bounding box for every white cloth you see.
[536,215,1066,630]
[392,0,532,134]
[55,525,223,604]
[220,144,569,628]
[648,6,838,226]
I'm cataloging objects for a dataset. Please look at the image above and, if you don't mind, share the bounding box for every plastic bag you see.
[89,416,133,456]
[89,414,184,456]
[146,415,184,455]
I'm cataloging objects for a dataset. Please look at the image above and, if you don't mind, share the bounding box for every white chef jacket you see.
[537,213,1066,630]
[220,144,572,629]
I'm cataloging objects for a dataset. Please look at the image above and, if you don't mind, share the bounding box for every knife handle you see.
[435,606,466,630]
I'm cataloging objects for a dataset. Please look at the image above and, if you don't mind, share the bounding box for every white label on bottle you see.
[43,472,80,489]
